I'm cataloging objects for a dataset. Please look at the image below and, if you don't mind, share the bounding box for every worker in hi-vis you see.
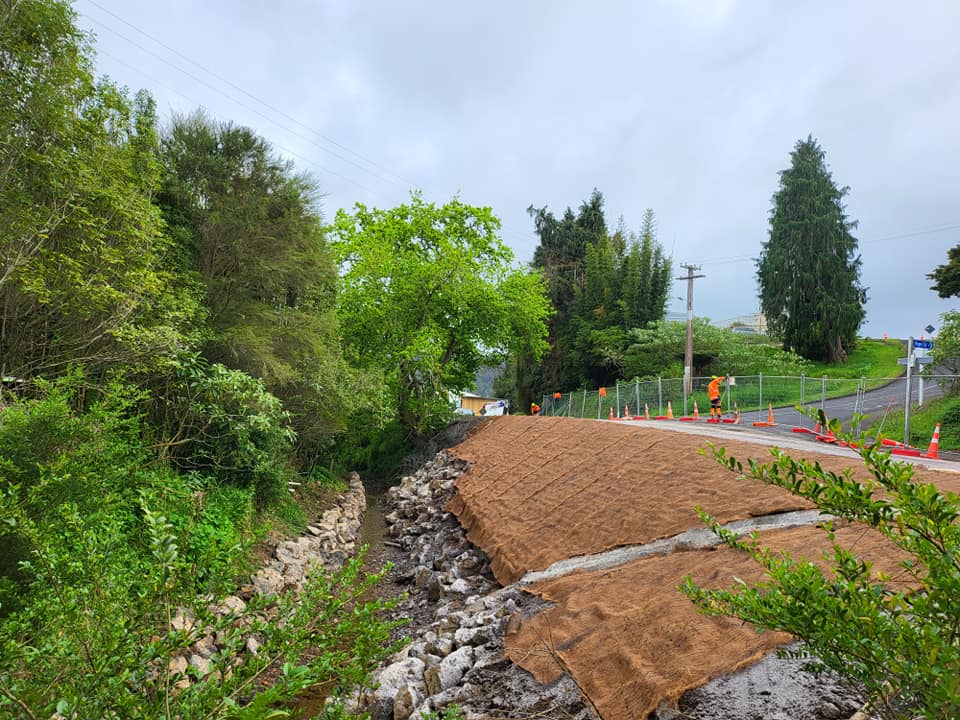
[707,375,725,419]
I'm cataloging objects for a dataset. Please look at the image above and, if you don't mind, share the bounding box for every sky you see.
[74,0,960,341]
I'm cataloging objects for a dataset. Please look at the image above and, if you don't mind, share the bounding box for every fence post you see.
[635,378,640,415]
[616,382,620,419]
[799,374,805,428]
[581,390,586,419]
[821,375,827,412]
[857,376,866,436]
[596,389,601,420]
[683,373,689,416]
[758,372,763,422]
[657,377,663,415]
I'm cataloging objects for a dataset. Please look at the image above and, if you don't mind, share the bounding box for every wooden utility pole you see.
[677,264,704,398]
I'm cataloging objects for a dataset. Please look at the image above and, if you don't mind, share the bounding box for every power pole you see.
[677,264,705,402]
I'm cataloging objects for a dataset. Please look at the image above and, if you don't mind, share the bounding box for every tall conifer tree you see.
[757,136,866,363]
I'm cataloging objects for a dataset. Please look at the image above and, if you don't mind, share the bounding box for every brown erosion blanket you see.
[505,523,911,720]
[446,416,960,719]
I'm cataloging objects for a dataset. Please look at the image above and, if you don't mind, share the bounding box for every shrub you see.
[146,351,296,506]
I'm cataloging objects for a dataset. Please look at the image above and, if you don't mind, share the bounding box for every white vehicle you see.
[480,400,508,416]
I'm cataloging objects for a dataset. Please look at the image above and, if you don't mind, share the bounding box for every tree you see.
[928,244,960,299]
[684,421,960,720]
[331,194,551,437]
[757,136,867,363]
[158,113,351,460]
[931,310,960,381]
[0,1,193,378]
[522,192,671,395]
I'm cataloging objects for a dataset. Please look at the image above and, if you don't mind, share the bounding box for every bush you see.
[146,351,297,506]
[683,416,960,720]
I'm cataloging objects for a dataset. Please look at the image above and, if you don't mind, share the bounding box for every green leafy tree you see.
[0,0,195,378]
[931,310,960,381]
[684,423,960,720]
[927,245,960,299]
[331,194,551,437]
[523,192,671,397]
[526,190,607,395]
[158,112,352,460]
[623,319,809,378]
[757,136,867,363]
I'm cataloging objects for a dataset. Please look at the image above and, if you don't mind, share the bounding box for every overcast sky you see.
[75,0,960,341]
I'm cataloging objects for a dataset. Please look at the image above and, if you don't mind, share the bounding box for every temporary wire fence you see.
[541,373,954,441]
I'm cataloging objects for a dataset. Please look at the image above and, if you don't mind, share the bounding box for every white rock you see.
[371,657,427,703]
[424,646,473,694]
[392,684,422,720]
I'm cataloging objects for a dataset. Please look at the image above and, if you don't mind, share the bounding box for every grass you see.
[549,338,910,420]
[865,392,960,451]
[805,337,905,380]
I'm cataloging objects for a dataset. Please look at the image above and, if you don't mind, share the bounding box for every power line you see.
[81,0,416,188]
[696,222,960,267]
[95,47,378,196]
[79,8,410,191]
[80,4,544,251]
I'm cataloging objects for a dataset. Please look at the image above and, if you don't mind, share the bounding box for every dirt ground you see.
[445,415,959,720]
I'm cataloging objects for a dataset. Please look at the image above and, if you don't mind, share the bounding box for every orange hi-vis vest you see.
[708,377,724,400]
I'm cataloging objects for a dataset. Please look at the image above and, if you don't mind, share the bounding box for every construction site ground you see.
[447,415,960,720]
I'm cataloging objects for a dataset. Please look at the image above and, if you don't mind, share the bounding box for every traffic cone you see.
[624,404,630,419]
[693,400,700,419]
[667,401,674,420]
[924,423,941,459]
[644,403,650,420]
[609,407,615,421]
[766,404,776,424]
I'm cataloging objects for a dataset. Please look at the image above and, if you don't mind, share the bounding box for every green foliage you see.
[683,420,960,720]
[332,418,412,480]
[623,320,810,379]
[805,338,905,380]
[145,351,296,507]
[932,310,960,379]
[420,705,466,720]
[865,392,960,451]
[158,111,355,462]
[0,511,400,720]
[927,244,960,299]
[0,377,257,608]
[331,193,551,437]
[0,1,199,378]
[523,191,671,395]
[758,136,867,363]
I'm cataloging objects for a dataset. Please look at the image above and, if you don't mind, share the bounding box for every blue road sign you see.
[914,339,933,349]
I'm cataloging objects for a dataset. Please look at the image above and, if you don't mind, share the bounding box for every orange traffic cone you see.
[667,401,674,420]
[644,403,650,420]
[766,404,776,425]
[609,407,615,421]
[693,400,700,419]
[624,404,630,419]
[924,423,941,459]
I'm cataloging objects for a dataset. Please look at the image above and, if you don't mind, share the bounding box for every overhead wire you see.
[695,223,960,267]
[95,47,378,197]
[80,11,402,191]
[79,2,543,251]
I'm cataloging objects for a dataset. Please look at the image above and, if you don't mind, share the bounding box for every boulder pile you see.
[357,452,597,720]
[167,472,367,688]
